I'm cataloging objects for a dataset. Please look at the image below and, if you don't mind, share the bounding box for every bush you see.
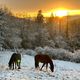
[35,47,45,54]
[25,49,37,56]
[71,50,80,63]
[24,47,80,63]
[35,46,71,60]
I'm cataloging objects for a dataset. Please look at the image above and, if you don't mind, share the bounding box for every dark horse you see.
[8,53,21,70]
[34,54,54,72]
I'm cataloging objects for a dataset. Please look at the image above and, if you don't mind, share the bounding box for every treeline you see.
[0,8,80,52]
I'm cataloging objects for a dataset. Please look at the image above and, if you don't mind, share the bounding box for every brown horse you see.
[34,54,54,72]
[8,53,21,70]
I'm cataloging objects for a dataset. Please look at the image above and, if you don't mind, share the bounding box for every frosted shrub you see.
[54,36,68,48]
[72,50,80,63]
[47,40,55,48]
[44,47,71,60]
[35,46,71,61]
[35,47,45,54]
[25,46,80,62]
[27,48,80,63]
[25,49,37,56]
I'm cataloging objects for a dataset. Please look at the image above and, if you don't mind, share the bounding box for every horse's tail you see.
[34,56,39,68]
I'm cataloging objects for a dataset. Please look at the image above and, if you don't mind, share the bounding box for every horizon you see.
[0,0,80,18]
[12,10,80,18]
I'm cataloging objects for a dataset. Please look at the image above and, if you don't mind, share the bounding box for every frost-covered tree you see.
[46,13,56,39]
[35,10,44,23]
[54,36,68,49]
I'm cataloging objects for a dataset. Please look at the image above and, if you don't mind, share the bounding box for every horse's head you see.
[50,61,54,72]
[8,62,12,69]
[50,66,54,72]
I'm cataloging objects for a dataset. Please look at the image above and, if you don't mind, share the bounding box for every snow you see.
[0,51,80,80]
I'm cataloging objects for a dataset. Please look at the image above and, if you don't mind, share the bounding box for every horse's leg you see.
[40,63,45,71]
[46,63,48,71]
[15,62,17,69]
[35,61,39,68]
[18,61,21,69]
[17,60,21,69]
[12,63,14,70]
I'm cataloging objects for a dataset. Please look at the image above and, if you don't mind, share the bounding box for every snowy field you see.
[0,51,80,80]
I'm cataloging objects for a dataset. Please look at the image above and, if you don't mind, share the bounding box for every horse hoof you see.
[18,67,21,69]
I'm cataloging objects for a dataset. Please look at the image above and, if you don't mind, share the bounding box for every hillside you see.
[0,51,80,80]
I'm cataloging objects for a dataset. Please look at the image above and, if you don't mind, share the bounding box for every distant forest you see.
[0,8,80,52]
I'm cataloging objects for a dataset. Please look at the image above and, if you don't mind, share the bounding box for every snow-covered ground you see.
[0,51,80,80]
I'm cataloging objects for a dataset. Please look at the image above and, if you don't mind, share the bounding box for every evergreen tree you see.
[36,10,44,23]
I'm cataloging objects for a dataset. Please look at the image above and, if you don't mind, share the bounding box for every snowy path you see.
[0,51,80,80]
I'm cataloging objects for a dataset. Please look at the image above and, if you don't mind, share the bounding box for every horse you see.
[34,54,54,72]
[8,53,21,70]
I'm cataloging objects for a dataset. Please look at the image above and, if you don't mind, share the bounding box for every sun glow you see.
[54,10,68,17]
[13,10,80,18]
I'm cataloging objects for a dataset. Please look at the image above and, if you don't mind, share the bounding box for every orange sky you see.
[12,10,80,18]
[0,0,80,17]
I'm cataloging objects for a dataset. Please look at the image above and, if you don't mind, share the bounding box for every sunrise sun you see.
[55,10,68,17]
